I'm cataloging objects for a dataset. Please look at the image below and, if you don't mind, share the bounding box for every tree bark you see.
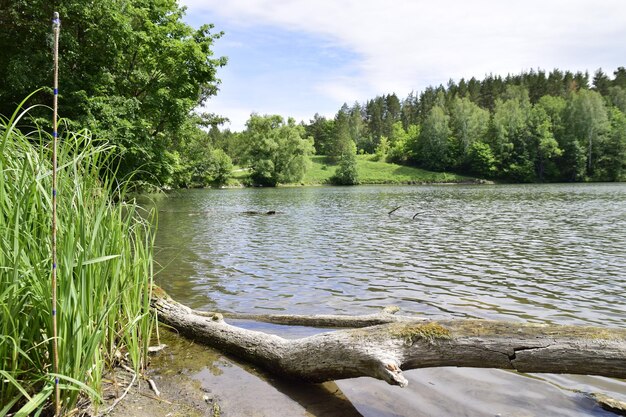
[151,288,626,388]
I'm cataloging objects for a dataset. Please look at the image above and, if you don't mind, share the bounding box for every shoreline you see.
[161,178,626,192]
[173,177,494,191]
[102,328,362,417]
[101,324,626,417]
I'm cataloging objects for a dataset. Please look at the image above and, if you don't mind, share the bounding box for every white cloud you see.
[182,0,626,127]
[198,101,313,131]
[199,104,252,131]
[315,77,367,104]
[184,0,625,78]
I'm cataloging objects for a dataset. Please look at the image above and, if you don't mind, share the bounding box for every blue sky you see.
[197,22,361,128]
[180,0,626,131]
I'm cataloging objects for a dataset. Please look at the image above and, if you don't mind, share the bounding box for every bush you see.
[466,142,497,178]
[330,141,359,185]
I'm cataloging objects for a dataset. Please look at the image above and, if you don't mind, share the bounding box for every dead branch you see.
[151,288,626,388]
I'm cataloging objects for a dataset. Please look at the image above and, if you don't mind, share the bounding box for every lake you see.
[151,183,626,417]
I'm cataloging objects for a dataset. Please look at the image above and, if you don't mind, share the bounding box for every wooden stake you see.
[51,11,61,417]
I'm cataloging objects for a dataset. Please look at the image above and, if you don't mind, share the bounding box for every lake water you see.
[151,183,626,417]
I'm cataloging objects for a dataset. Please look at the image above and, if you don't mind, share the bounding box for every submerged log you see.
[151,288,626,388]
[590,393,626,416]
[218,305,405,328]
[242,210,277,215]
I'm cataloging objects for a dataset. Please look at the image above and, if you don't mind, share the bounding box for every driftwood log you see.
[151,288,626,388]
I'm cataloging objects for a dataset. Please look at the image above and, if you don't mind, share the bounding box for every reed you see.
[0,96,156,415]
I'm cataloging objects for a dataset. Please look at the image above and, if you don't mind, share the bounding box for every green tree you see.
[331,104,355,160]
[0,0,226,186]
[564,89,609,177]
[401,92,419,129]
[526,69,548,103]
[592,69,612,96]
[320,67,626,184]
[416,105,452,171]
[387,122,419,164]
[331,140,359,185]
[608,87,626,113]
[306,113,335,155]
[209,149,234,186]
[240,115,314,186]
[547,69,565,97]
[374,136,390,161]
[613,67,626,89]
[536,95,567,137]
[593,108,626,181]
[466,142,497,177]
[208,127,239,162]
[389,123,419,164]
[348,102,367,151]
[529,106,562,180]
[479,74,506,111]
[467,77,482,103]
[487,86,532,177]
[168,117,233,187]
[365,97,385,148]
[449,97,489,166]
[383,93,401,138]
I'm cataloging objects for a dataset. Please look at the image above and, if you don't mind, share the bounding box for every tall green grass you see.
[0,96,155,416]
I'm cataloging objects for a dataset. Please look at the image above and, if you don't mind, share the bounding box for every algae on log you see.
[151,289,626,387]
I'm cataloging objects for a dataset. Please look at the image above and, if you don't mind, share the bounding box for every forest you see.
[295,68,626,183]
[1,2,625,188]
[212,68,626,186]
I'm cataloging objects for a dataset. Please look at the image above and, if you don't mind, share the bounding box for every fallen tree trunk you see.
[151,288,626,388]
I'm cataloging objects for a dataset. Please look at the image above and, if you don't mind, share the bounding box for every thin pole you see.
[51,11,61,417]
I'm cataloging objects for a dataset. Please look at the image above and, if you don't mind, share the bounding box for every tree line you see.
[2,1,625,186]
[297,68,626,182]
[209,68,626,185]
[0,0,231,188]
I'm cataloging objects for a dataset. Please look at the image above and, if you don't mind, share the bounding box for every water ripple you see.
[150,184,626,414]
[152,184,626,327]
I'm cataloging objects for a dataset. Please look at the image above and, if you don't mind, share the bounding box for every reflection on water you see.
[151,328,362,417]
[150,183,626,416]
[339,368,620,417]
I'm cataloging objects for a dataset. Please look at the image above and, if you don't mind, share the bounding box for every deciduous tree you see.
[0,0,226,186]
[449,97,489,166]
[416,105,452,171]
[240,115,314,186]
[331,140,359,185]
[564,89,609,177]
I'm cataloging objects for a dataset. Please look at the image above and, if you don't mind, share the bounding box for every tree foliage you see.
[239,115,314,186]
[449,97,490,166]
[564,89,609,177]
[305,113,334,155]
[168,116,233,188]
[0,0,227,187]
[301,67,626,182]
[416,105,452,171]
[330,140,359,185]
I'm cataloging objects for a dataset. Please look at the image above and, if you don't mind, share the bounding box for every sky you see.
[179,0,626,131]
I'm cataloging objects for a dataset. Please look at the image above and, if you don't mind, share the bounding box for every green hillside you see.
[299,155,476,185]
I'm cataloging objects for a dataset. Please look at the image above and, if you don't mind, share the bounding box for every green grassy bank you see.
[0,99,155,415]
[301,155,475,185]
[229,156,476,187]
